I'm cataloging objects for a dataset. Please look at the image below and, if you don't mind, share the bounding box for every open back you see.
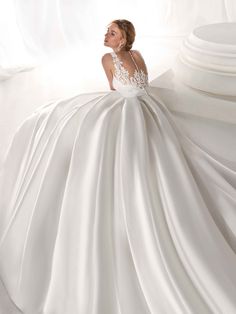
[110,50,149,89]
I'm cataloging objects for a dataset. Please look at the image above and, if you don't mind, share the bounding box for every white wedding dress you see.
[0,50,236,314]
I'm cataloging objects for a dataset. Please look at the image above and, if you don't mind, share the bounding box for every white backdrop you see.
[0,0,236,167]
[0,0,236,67]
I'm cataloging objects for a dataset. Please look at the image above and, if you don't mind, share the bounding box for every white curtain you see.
[1,0,236,167]
[0,0,236,68]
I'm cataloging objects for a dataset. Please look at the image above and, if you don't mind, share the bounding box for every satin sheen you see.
[0,74,236,314]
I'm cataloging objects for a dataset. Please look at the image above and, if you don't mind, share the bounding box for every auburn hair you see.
[111,19,136,51]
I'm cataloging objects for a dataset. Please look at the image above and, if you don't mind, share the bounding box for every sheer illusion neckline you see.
[111,50,149,89]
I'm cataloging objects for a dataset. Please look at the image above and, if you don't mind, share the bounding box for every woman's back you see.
[112,49,148,78]
[102,49,148,90]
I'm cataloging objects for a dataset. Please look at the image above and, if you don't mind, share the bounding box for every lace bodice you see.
[111,51,149,90]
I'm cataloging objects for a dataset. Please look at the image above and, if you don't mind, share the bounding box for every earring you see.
[115,41,125,52]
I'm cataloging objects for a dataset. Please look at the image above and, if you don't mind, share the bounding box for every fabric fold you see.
[0,87,236,313]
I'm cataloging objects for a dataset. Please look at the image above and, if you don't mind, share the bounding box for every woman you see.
[0,19,236,314]
[102,20,148,91]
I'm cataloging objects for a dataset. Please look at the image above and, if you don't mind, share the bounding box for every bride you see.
[102,19,148,91]
[0,19,236,314]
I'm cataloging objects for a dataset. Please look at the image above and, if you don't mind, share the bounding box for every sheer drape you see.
[1,0,236,68]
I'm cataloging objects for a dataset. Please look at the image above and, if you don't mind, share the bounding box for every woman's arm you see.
[101,53,115,90]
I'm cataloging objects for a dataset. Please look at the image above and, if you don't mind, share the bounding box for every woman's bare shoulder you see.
[131,49,144,60]
[101,52,113,64]
[130,49,148,73]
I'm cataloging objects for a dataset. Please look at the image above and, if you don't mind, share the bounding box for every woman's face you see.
[104,23,125,50]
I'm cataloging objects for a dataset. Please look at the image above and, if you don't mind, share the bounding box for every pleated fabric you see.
[0,86,236,314]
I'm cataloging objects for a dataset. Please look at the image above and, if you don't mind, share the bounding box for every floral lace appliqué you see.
[111,52,148,89]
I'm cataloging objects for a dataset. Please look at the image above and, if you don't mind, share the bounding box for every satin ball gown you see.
[0,50,236,314]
